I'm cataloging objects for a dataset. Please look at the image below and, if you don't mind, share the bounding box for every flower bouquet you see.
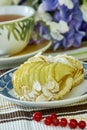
[26,0,87,52]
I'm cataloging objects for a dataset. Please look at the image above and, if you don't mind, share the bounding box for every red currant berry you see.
[33,112,42,122]
[78,120,86,129]
[59,118,67,127]
[50,113,57,119]
[44,116,52,126]
[68,119,78,129]
[52,118,59,126]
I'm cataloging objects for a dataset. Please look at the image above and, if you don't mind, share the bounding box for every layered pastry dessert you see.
[12,54,84,102]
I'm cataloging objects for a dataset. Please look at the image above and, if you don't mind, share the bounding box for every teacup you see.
[0,5,35,56]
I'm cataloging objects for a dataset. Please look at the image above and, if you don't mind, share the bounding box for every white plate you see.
[0,40,51,69]
[0,63,87,108]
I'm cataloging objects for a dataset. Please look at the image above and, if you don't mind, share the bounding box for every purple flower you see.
[52,28,84,50]
[69,3,83,29]
[53,11,60,22]
[54,5,72,22]
[29,21,51,45]
[34,0,85,50]
[34,22,51,39]
[53,1,82,26]
[62,28,85,48]
[42,0,58,11]
[80,21,87,41]
[72,0,80,5]
[42,0,85,50]
[52,40,62,51]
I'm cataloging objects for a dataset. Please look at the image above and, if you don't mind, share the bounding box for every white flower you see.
[46,20,69,41]
[35,3,69,41]
[50,31,64,41]
[80,4,87,22]
[47,21,69,34]
[35,4,52,22]
[56,20,69,33]
[59,0,74,9]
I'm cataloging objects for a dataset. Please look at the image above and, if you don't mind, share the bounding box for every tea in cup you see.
[0,5,35,55]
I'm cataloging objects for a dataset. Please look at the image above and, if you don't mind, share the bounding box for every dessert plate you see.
[0,63,87,108]
[0,40,51,69]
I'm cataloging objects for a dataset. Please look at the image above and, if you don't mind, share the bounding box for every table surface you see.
[0,66,87,130]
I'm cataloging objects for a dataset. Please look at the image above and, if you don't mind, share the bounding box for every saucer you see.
[0,40,51,70]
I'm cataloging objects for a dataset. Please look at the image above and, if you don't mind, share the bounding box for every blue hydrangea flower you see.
[62,28,84,48]
[80,0,87,41]
[80,21,87,41]
[36,0,85,50]
[26,0,86,50]
[42,0,58,11]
